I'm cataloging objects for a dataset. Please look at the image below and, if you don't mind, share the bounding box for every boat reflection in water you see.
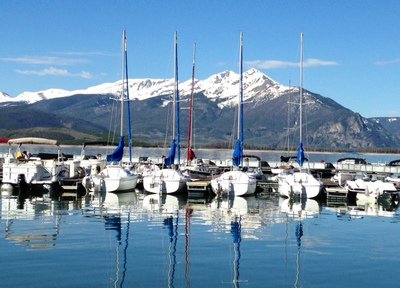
[142,193,184,288]
[1,196,65,249]
[104,209,131,288]
[102,191,138,212]
[206,195,256,287]
[231,215,243,287]
[207,194,270,234]
[162,212,179,288]
[86,191,138,288]
[142,194,180,214]
[279,197,321,219]
[336,197,399,219]
[278,197,320,288]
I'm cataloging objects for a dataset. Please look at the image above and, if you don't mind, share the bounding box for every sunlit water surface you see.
[2,146,400,287]
[1,191,400,288]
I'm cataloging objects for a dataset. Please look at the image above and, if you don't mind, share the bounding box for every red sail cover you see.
[187,147,196,161]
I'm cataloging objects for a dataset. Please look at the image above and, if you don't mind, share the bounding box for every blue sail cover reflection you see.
[231,216,242,287]
[163,214,179,287]
[104,212,131,288]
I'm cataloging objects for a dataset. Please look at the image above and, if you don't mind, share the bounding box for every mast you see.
[120,31,126,140]
[123,30,133,163]
[105,30,129,163]
[174,31,181,164]
[232,32,244,167]
[297,32,305,167]
[238,32,244,146]
[187,43,196,162]
[299,32,304,146]
[163,33,179,168]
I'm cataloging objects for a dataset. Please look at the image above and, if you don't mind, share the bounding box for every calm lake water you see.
[1,191,400,288]
[1,146,400,287]
[1,144,399,164]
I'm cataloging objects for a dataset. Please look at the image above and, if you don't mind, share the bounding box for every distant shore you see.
[2,143,400,157]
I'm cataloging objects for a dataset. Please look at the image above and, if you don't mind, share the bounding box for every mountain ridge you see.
[0,68,289,106]
[0,69,398,149]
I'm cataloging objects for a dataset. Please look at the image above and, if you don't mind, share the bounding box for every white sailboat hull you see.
[103,176,137,193]
[142,168,189,194]
[84,165,138,194]
[210,170,257,196]
[102,166,138,193]
[278,172,322,199]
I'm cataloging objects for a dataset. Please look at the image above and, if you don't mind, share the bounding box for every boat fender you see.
[1,183,14,195]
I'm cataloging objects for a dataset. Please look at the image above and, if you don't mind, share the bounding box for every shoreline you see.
[1,143,400,157]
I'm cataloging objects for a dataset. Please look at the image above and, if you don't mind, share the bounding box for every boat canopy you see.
[8,137,59,145]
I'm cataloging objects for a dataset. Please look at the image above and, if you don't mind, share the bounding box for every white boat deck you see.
[268,161,400,175]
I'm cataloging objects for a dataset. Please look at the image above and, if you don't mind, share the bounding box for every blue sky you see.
[1,0,399,118]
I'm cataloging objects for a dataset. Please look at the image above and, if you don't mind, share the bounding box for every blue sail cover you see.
[297,142,305,167]
[164,140,177,166]
[107,136,124,162]
[232,139,243,167]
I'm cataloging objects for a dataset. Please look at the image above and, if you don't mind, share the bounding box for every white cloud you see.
[215,61,227,67]
[79,71,93,79]
[303,59,338,67]
[1,56,89,65]
[245,58,338,69]
[15,67,93,79]
[57,51,115,57]
[374,59,400,65]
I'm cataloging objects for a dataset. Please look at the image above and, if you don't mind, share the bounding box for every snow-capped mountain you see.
[0,91,12,102]
[1,68,399,149]
[0,68,292,107]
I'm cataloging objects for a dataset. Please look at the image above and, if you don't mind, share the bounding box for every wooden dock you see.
[186,181,210,192]
[257,180,278,192]
[186,180,211,198]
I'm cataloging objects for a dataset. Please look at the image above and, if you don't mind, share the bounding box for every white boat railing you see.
[268,160,400,174]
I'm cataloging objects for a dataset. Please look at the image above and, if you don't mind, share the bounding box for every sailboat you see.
[142,32,190,194]
[277,33,323,199]
[83,30,138,195]
[180,43,213,180]
[186,43,197,165]
[210,32,257,197]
